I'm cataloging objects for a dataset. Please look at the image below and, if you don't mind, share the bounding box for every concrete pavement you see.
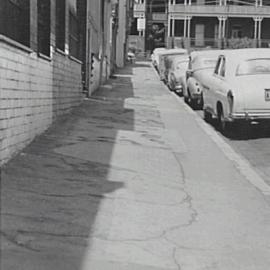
[1,61,270,270]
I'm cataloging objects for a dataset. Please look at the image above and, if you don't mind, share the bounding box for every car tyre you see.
[204,109,212,123]
[217,106,229,135]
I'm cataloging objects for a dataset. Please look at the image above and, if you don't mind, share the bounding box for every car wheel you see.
[198,94,204,110]
[204,109,212,123]
[191,97,202,110]
[170,81,175,92]
[217,106,234,137]
[217,106,227,132]
[190,98,196,109]
[186,88,192,105]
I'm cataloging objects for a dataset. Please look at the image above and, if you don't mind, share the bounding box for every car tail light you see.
[227,90,234,114]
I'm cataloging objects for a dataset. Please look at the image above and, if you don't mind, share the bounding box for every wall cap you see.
[0,34,33,53]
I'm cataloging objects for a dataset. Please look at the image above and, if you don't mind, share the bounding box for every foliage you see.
[227,37,254,49]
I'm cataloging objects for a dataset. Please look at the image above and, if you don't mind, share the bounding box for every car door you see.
[184,57,192,97]
[211,56,230,117]
[203,57,222,113]
[205,56,225,115]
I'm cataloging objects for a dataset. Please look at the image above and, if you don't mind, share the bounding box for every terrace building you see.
[129,0,270,52]
[168,0,270,49]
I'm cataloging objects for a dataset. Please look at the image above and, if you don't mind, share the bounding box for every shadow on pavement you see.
[210,121,270,141]
[0,65,136,270]
[130,62,151,68]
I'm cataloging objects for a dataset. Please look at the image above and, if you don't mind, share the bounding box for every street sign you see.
[137,18,145,31]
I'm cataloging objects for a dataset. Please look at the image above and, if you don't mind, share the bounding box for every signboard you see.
[137,18,145,31]
[152,13,167,21]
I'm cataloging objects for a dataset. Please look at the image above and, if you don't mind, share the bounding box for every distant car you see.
[184,50,222,109]
[127,51,136,63]
[151,47,166,69]
[158,48,188,81]
[203,48,270,133]
[167,55,189,95]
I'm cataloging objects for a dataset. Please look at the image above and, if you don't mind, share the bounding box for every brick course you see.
[0,40,83,165]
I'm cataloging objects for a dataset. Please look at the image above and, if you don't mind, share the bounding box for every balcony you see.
[169,4,270,17]
[150,13,167,21]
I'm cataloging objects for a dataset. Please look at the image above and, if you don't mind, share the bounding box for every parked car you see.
[127,51,136,63]
[167,55,189,95]
[203,48,270,133]
[158,48,188,80]
[184,49,222,109]
[151,47,166,69]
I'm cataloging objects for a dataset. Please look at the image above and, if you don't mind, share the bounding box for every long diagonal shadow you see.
[0,64,139,270]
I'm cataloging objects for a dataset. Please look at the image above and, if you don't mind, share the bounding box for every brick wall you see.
[52,51,83,119]
[0,37,83,165]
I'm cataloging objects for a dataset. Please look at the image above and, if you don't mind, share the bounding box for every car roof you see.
[171,55,189,62]
[217,49,270,77]
[152,47,166,53]
[190,49,224,59]
[160,48,188,56]
[220,48,270,61]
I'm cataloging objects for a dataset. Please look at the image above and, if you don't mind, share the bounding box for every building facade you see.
[0,0,130,165]
[130,0,270,52]
[116,0,134,67]
[168,0,270,49]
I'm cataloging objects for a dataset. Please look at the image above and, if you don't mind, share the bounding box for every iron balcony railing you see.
[169,4,270,17]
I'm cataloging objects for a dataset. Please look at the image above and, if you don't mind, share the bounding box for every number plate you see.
[265,89,270,101]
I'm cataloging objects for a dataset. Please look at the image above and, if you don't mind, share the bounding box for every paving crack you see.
[172,247,182,270]
[0,231,40,252]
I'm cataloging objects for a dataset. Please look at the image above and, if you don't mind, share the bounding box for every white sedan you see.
[151,47,166,69]
[158,48,188,80]
[167,55,189,95]
[185,50,222,109]
[203,48,270,133]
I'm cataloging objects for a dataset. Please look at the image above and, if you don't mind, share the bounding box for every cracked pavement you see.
[1,62,270,270]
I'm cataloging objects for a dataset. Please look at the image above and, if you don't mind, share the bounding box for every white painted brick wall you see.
[0,42,83,165]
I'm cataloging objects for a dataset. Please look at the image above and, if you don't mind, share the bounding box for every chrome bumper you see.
[229,112,270,122]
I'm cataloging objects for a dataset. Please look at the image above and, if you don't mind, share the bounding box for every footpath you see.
[1,61,270,270]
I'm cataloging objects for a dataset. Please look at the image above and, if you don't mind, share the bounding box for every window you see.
[214,56,226,77]
[219,58,226,77]
[69,10,80,59]
[38,0,51,56]
[263,0,270,6]
[0,0,30,46]
[214,57,222,75]
[130,18,139,35]
[151,0,165,12]
[205,0,218,5]
[176,60,189,71]
[231,25,242,38]
[56,0,66,51]
[236,58,270,76]
[175,20,184,37]
[175,0,185,4]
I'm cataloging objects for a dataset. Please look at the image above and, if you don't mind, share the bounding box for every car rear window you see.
[236,58,270,76]
[202,59,217,67]
[176,61,188,70]
[192,57,217,70]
